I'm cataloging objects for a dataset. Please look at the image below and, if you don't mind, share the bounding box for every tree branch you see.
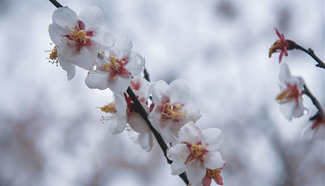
[48,0,189,184]
[49,0,62,8]
[303,85,324,119]
[294,43,325,69]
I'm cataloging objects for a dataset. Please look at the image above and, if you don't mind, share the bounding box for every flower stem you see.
[294,43,325,69]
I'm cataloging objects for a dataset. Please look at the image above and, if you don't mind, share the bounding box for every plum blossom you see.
[49,6,114,80]
[85,37,145,93]
[302,116,325,140]
[276,64,305,121]
[167,122,225,186]
[100,76,153,151]
[148,79,201,144]
[202,167,224,186]
[269,28,296,63]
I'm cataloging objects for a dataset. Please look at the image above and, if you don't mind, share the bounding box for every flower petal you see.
[108,76,131,94]
[186,160,206,186]
[108,115,127,134]
[202,128,223,151]
[167,143,188,175]
[52,7,78,29]
[204,151,225,170]
[126,52,145,76]
[78,6,104,29]
[85,71,109,90]
[169,79,191,104]
[49,23,69,45]
[137,133,153,152]
[279,63,291,84]
[60,60,76,80]
[150,80,169,104]
[179,122,202,144]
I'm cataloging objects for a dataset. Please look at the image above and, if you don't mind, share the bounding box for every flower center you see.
[65,20,93,53]
[100,102,117,114]
[206,168,224,185]
[182,142,208,164]
[276,84,300,104]
[158,98,185,122]
[100,56,130,82]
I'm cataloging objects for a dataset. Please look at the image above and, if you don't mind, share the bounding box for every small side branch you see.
[294,44,325,69]
[303,85,324,119]
[144,68,150,82]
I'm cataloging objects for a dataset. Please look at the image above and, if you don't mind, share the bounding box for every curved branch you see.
[48,0,189,184]
[303,85,324,119]
[294,44,325,69]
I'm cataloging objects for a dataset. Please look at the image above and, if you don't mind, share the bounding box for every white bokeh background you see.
[0,0,324,186]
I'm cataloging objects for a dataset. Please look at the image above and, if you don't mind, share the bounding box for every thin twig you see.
[49,0,63,8]
[294,44,325,69]
[303,85,324,119]
[48,0,189,184]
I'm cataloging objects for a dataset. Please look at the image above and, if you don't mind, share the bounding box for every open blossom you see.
[100,76,153,151]
[276,64,305,121]
[269,28,296,63]
[148,79,201,144]
[49,6,114,80]
[302,116,325,140]
[85,37,145,93]
[167,122,225,186]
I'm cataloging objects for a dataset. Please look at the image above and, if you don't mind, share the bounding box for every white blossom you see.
[49,6,114,80]
[167,122,225,186]
[276,64,305,121]
[85,37,145,94]
[100,76,153,151]
[148,79,201,144]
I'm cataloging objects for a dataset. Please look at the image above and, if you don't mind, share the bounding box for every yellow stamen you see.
[49,46,58,60]
[100,102,117,113]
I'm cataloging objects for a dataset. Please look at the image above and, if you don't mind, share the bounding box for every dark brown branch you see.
[127,87,189,184]
[294,43,325,69]
[303,85,324,120]
[48,0,188,184]
[144,68,150,82]
[49,0,63,8]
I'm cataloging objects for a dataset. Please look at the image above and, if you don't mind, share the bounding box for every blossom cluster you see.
[48,6,225,185]
[270,29,325,140]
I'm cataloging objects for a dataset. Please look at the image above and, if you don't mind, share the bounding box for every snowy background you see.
[0,0,324,186]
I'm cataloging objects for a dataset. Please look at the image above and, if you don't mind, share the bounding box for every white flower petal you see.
[150,80,169,104]
[49,23,68,45]
[78,6,104,29]
[128,112,149,133]
[137,133,153,152]
[204,151,225,170]
[126,52,145,76]
[108,76,131,94]
[114,95,127,114]
[110,36,133,59]
[169,79,191,104]
[167,143,188,174]
[179,122,202,144]
[85,71,109,90]
[52,7,77,29]
[202,128,223,151]
[279,63,291,84]
[186,160,206,186]
[60,60,76,80]
[108,115,127,134]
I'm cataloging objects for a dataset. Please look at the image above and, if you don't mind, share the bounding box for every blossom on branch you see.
[85,38,145,94]
[148,79,201,144]
[276,64,305,121]
[49,6,114,80]
[269,28,296,63]
[100,76,153,151]
[167,122,225,186]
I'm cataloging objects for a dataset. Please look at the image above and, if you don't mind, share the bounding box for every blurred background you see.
[0,0,324,185]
